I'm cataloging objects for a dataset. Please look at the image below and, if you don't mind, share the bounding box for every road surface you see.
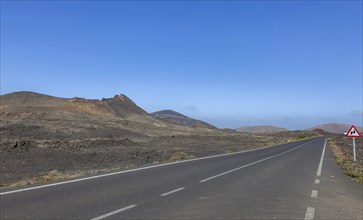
[1,137,362,219]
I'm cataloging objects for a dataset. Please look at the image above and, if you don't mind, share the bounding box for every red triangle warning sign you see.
[346,125,362,138]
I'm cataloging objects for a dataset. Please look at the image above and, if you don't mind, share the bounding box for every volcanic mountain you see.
[0,91,147,117]
[0,91,213,139]
[150,110,216,129]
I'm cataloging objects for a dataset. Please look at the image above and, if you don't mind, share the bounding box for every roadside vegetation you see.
[5,170,80,189]
[329,139,363,184]
[166,151,190,162]
[295,134,307,140]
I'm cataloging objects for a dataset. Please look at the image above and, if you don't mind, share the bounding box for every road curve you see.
[1,137,362,219]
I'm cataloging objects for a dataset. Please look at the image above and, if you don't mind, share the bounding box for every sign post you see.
[345,125,362,162]
[353,138,356,162]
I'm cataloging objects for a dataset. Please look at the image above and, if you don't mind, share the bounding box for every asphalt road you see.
[1,137,362,219]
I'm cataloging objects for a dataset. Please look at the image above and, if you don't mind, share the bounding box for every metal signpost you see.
[345,125,362,162]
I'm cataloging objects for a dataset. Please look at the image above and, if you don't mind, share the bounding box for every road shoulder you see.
[313,142,363,219]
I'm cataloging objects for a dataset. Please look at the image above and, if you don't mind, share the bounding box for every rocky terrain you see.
[328,134,363,183]
[330,134,363,165]
[0,92,322,188]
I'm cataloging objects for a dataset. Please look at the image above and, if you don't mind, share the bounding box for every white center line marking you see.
[160,187,185,196]
[316,139,327,176]
[311,190,318,198]
[90,204,137,220]
[314,179,320,184]
[199,142,311,183]
[304,207,315,220]
[0,139,317,196]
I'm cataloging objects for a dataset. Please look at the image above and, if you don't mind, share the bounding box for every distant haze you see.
[236,126,288,134]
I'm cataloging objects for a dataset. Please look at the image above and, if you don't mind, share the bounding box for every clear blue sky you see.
[1,1,362,130]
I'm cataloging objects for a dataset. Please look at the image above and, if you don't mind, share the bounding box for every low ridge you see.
[151,110,216,129]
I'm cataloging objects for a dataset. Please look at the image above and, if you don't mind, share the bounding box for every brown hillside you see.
[0,91,215,140]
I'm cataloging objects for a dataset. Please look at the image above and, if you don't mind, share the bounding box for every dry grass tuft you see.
[167,151,189,162]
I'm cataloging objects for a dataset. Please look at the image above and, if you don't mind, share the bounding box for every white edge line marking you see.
[0,138,318,195]
[90,204,137,220]
[199,141,312,183]
[316,139,327,176]
[314,179,320,184]
[311,190,318,198]
[160,187,185,196]
[304,207,315,220]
